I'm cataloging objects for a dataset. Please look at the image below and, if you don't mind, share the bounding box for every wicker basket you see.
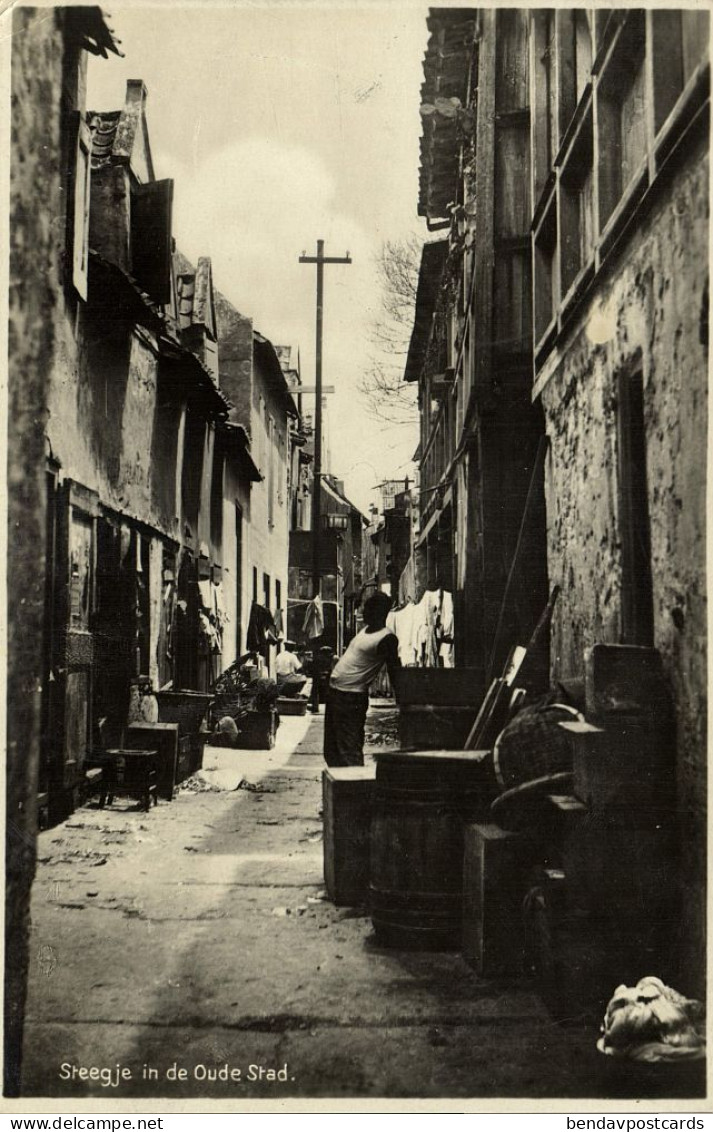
[493,703,583,792]
[155,691,212,737]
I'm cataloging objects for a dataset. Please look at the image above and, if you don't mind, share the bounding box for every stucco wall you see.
[89,166,131,272]
[214,292,253,431]
[221,464,251,664]
[539,136,708,988]
[7,6,71,1094]
[248,362,290,653]
[49,307,183,542]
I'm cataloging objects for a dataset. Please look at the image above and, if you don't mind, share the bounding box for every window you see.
[597,14,646,231]
[252,566,258,605]
[534,196,557,345]
[263,573,270,612]
[559,108,594,296]
[574,11,593,104]
[530,9,709,371]
[267,415,275,526]
[651,10,710,135]
[531,9,557,202]
[210,446,223,553]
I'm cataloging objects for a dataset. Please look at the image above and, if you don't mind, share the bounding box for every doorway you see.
[617,368,654,646]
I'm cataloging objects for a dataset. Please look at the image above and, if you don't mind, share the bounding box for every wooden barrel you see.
[370,749,494,950]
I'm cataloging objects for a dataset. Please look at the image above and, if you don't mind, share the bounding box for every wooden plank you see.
[463,677,503,750]
[556,10,576,139]
[495,122,530,239]
[485,434,549,683]
[496,8,530,114]
[472,8,496,393]
[517,585,560,694]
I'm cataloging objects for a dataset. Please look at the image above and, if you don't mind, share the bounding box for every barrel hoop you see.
[370,887,461,908]
[373,798,464,814]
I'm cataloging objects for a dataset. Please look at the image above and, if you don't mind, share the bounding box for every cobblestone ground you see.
[20,708,699,1106]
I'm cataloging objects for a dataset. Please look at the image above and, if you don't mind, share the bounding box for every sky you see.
[86,3,431,515]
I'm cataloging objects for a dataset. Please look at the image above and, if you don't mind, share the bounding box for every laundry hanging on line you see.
[302,595,325,640]
[247,602,279,651]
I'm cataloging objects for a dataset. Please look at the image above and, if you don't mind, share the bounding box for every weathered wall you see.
[214,292,253,431]
[214,289,293,665]
[7,6,69,1094]
[49,307,182,543]
[247,359,291,671]
[540,136,708,989]
[221,461,251,664]
[89,166,131,272]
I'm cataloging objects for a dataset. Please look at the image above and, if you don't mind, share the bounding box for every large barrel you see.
[370,749,494,950]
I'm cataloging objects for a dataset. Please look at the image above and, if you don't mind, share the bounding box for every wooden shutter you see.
[71,115,92,300]
[130,178,174,304]
[53,482,99,793]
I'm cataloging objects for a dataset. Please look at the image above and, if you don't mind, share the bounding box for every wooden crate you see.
[462,822,533,976]
[234,710,277,750]
[397,668,485,707]
[323,766,376,906]
[155,691,212,736]
[126,722,179,801]
[277,696,308,716]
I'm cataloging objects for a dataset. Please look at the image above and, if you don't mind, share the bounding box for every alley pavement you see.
[22,707,654,1102]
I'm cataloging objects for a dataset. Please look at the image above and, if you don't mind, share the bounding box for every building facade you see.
[7,6,124,1092]
[215,296,299,672]
[527,8,709,989]
[408,5,709,992]
[408,9,549,689]
[288,475,365,654]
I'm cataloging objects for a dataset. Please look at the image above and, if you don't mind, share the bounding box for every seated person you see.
[275,640,307,697]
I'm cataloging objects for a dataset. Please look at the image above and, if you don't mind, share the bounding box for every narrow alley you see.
[7,6,709,1109]
[22,709,607,1102]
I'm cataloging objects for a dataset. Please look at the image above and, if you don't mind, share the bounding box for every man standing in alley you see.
[323,592,400,767]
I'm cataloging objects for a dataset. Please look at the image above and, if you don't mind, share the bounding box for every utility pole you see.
[299,240,351,598]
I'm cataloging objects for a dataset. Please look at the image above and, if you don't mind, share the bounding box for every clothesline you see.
[287,597,339,606]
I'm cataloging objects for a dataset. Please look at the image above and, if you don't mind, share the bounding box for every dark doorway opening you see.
[617,368,654,646]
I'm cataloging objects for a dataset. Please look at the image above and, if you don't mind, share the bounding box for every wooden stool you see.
[99,749,159,812]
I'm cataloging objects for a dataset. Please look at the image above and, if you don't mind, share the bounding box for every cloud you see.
[156,133,418,509]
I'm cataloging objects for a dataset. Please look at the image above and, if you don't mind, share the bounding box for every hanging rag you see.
[273,607,284,639]
[247,603,278,651]
[387,603,418,666]
[437,589,455,667]
[302,595,325,640]
[413,589,440,666]
[197,580,214,613]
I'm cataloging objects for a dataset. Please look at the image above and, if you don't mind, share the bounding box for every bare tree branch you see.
[359,234,422,427]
